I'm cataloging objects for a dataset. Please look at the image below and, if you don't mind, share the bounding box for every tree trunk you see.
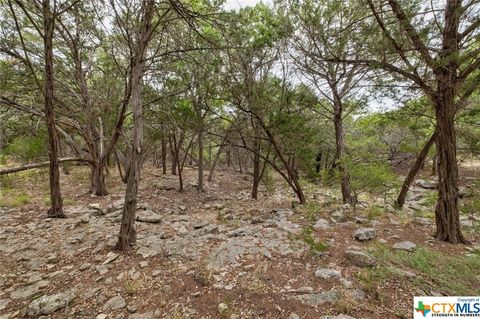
[116,0,155,251]
[197,116,204,192]
[431,151,437,176]
[251,137,261,200]
[332,97,352,204]
[395,131,436,208]
[169,134,177,175]
[90,161,108,196]
[161,133,167,174]
[226,146,231,168]
[208,140,226,182]
[433,93,467,243]
[43,0,64,218]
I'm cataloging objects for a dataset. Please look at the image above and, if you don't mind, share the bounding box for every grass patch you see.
[301,202,323,223]
[0,190,31,207]
[295,226,329,255]
[361,243,480,296]
[365,205,384,220]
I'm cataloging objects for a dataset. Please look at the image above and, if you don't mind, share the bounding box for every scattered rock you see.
[313,219,330,230]
[321,315,356,319]
[103,295,126,310]
[192,220,209,229]
[88,203,104,214]
[96,314,107,319]
[416,179,437,189]
[289,314,301,319]
[103,252,119,264]
[25,290,76,317]
[11,280,50,300]
[288,289,339,306]
[218,303,229,316]
[344,249,376,267]
[79,263,91,271]
[353,228,376,241]
[315,268,341,280]
[139,261,149,268]
[136,210,162,223]
[96,265,109,275]
[340,278,353,289]
[46,253,58,264]
[393,241,417,252]
[0,299,11,311]
[331,211,347,223]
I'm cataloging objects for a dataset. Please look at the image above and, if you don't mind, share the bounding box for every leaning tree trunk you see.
[433,91,467,244]
[395,131,437,208]
[251,138,261,200]
[116,0,154,251]
[43,0,64,218]
[117,66,144,250]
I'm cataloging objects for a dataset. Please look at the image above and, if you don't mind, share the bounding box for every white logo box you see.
[413,296,480,318]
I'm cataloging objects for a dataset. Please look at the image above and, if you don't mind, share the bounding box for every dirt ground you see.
[0,163,479,319]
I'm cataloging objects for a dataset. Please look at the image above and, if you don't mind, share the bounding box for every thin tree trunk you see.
[116,0,155,251]
[161,132,167,174]
[251,134,261,200]
[226,146,231,168]
[208,136,228,182]
[395,131,437,208]
[431,151,437,176]
[43,0,64,218]
[169,134,177,175]
[197,113,204,192]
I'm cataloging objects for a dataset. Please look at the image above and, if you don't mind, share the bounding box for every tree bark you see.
[433,93,467,243]
[251,128,261,200]
[43,0,64,218]
[90,161,108,196]
[161,132,167,174]
[116,0,155,251]
[395,131,437,208]
[331,95,353,204]
[196,108,204,192]
[0,158,86,175]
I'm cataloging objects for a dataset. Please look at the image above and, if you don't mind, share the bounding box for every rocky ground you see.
[0,166,479,319]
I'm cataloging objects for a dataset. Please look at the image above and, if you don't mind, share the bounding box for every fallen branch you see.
[0,158,88,175]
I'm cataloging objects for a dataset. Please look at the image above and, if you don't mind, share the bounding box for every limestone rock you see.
[103,295,126,310]
[136,210,162,223]
[392,241,416,252]
[353,228,376,241]
[315,268,341,280]
[288,289,339,306]
[344,249,376,267]
[25,290,76,317]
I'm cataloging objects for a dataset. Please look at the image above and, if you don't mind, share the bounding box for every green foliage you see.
[296,226,329,254]
[4,135,47,163]
[364,243,480,296]
[260,166,275,195]
[366,205,385,220]
[0,189,31,208]
[348,160,398,199]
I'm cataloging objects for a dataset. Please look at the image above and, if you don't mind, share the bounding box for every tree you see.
[340,0,480,243]
[116,0,157,251]
[287,0,369,204]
